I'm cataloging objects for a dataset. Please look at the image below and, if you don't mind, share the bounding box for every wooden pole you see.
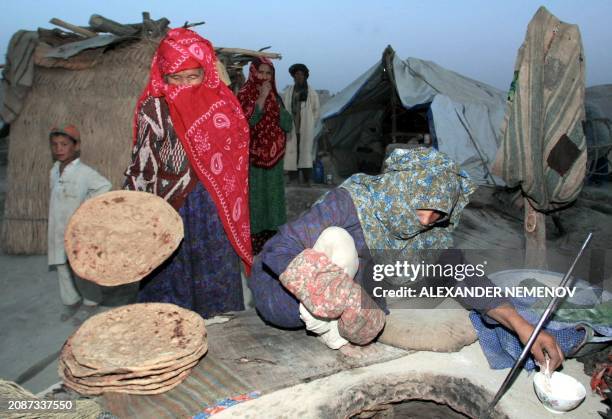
[524,197,547,269]
[89,14,139,36]
[182,21,205,29]
[50,18,97,38]
[215,48,281,60]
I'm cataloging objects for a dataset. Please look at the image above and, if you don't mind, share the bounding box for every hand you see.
[258,81,271,100]
[486,304,564,371]
[514,322,565,371]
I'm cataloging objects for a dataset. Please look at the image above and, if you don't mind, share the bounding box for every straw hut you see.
[1,13,280,254]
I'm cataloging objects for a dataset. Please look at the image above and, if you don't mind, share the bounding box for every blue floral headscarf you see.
[340,147,476,254]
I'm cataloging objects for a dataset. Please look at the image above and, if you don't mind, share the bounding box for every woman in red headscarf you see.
[124,28,252,318]
[237,58,293,254]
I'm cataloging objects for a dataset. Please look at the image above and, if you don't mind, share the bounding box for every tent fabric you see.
[0,30,38,124]
[316,49,506,185]
[492,7,587,211]
[43,34,124,59]
[584,84,612,174]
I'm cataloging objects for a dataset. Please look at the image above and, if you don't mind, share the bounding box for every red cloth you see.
[134,28,253,270]
[237,58,286,168]
[279,249,385,345]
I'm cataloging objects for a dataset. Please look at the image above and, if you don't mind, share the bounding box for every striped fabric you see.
[493,7,587,211]
[101,354,252,418]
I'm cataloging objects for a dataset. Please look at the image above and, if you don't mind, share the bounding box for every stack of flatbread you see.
[59,303,207,395]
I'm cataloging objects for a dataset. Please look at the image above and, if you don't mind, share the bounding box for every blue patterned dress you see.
[138,182,244,318]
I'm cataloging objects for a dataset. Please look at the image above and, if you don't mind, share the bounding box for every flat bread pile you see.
[59,303,207,395]
[65,190,184,286]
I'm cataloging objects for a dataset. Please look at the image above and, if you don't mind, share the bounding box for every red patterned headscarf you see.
[134,28,253,270]
[237,58,286,168]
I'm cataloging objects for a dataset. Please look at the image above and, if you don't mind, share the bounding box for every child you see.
[48,124,111,309]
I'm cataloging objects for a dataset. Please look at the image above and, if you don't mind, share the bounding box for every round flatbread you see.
[62,368,191,395]
[60,357,199,387]
[65,190,184,286]
[61,337,206,379]
[70,303,206,371]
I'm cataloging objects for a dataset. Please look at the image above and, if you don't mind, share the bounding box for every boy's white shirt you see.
[48,158,111,265]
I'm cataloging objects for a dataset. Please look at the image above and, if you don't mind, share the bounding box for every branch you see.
[183,21,206,29]
[49,18,97,38]
[215,48,281,60]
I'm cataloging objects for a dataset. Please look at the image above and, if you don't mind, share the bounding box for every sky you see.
[1,0,611,94]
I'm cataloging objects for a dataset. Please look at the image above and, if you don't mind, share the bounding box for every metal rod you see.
[481,233,593,418]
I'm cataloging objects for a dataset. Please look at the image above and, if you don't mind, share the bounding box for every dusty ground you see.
[0,143,610,416]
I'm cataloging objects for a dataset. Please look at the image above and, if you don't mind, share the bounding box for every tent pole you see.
[524,198,547,269]
[386,52,397,143]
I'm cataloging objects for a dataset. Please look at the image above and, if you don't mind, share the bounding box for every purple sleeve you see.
[261,188,360,277]
[436,249,512,313]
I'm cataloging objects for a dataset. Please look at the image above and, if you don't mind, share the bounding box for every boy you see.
[48,124,111,310]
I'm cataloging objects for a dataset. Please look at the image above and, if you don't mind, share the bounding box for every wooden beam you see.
[89,14,139,36]
[50,18,97,38]
[215,48,281,60]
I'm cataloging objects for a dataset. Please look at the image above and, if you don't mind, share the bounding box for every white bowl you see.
[533,371,586,414]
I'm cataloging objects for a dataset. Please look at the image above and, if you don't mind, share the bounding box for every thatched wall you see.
[2,39,158,254]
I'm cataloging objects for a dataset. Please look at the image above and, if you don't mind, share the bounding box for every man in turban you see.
[283,63,320,185]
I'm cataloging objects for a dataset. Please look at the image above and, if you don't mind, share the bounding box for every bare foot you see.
[339,343,378,359]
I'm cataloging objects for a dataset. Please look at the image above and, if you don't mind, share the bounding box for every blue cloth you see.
[470,308,586,370]
[139,182,244,319]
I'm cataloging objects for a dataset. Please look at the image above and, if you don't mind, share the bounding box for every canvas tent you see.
[584,84,612,177]
[316,46,507,185]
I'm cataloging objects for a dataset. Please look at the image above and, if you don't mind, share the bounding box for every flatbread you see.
[62,368,191,395]
[70,303,206,371]
[61,338,206,379]
[60,357,199,387]
[65,190,184,286]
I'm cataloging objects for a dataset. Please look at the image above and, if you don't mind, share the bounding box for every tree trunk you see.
[524,197,547,269]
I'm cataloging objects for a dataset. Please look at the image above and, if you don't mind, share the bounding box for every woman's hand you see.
[485,304,564,370]
[256,81,272,108]
[512,318,564,371]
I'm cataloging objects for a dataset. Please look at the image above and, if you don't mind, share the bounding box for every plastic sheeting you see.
[316,50,507,185]
[0,30,39,124]
[584,84,612,175]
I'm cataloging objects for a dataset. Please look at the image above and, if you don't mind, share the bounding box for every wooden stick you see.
[524,198,547,269]
[215,48,281,59]
[50,18,97,38]
[183,21,205,29]
[89,14,139,36]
